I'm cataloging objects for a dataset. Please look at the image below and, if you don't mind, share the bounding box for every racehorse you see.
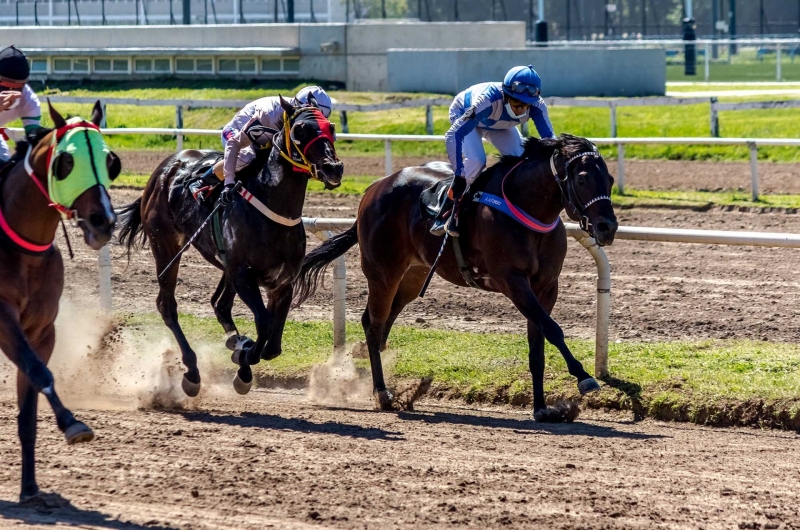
[118,96,343,397]
[294,134,618,421]
[0,101,119,500]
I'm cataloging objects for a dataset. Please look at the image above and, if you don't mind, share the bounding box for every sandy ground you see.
[1,387,799,530]
[60,189,800,343]
[119,150,800,194]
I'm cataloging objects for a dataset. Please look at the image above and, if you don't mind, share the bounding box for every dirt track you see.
[1,387,799,530]
[59,188,800,343]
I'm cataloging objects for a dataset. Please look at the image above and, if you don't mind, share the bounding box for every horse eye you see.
[577,172,588,186]
[53,153,74,181]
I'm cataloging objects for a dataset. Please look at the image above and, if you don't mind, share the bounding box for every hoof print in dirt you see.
[392,377,433,411]
[533,400,580,423]
[373,390,396,411]
[351,341,369,359]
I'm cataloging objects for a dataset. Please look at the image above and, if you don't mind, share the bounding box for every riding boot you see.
[190,166,221,204]
[430,176,467,237]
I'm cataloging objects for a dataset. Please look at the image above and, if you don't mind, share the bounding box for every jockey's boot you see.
[430,176,467,237]
[190,166,222,204]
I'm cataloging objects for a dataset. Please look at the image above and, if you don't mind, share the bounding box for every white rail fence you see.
[43,94,800,141]
[10,126,795,201]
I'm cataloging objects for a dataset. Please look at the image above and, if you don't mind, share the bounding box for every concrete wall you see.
[387,48,666,97]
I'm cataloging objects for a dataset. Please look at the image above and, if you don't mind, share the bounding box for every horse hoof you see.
[373,390,395,411]
[231,349,241,365]
[181,375,201,397]
[233,374,252,395]
[226,334,253,352]
[578,377,601,395]
[64,422,94,445]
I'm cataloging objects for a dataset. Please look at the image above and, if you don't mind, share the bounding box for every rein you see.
[550,150,610,232]
[277,108,334,182]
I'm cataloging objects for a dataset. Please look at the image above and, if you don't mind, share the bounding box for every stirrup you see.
[445,217,460,237]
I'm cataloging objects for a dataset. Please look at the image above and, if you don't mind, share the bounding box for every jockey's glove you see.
[449,175,468,200]
[219,182,237,206]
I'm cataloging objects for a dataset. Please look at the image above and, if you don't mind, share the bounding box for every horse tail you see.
[293,224,359,308]
[116,197,146,259]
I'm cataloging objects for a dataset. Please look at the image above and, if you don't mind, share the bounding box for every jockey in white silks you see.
[430,65,555,237]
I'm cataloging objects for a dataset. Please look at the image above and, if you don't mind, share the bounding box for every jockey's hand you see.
[0,91,21,112]
[218,182,237,206]
[449,175,468,201]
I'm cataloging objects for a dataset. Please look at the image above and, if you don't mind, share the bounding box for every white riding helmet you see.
[295,86,332,118]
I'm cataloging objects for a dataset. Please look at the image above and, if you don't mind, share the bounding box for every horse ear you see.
[279,95,295,114]
[91,100,104,127]
[48,99,67,129]
[307,92,319,109]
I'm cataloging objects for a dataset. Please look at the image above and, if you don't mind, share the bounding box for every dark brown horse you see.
[0,101,119,500]
[118,97,343,397]
[294,134,618,421]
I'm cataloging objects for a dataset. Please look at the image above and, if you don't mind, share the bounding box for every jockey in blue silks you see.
[430,65,556,237]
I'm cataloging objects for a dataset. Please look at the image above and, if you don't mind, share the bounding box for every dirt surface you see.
[119,150,800,193]
[61,189,800,343]
[1,387,799,530]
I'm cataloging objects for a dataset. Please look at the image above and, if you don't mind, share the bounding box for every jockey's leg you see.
[0,136,11,172]
[482,126,525,159]
[430,130,484,237]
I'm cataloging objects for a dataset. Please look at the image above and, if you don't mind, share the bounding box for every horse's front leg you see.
[499,271,600,403]
[0,305,93,500]
[260,283,292,361]
[228,265,273,395]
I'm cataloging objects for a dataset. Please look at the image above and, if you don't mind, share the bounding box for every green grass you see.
[124,313,800,424]
[10,79,800,163]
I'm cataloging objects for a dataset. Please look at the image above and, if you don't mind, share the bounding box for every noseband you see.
[549,150,611,233]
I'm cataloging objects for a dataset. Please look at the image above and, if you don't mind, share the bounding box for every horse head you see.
[553,135,618,246]
[28,101,120,250]
[278,95,343,190]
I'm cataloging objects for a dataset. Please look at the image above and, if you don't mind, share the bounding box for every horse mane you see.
[500,134,597,166]
[11,126,54,164]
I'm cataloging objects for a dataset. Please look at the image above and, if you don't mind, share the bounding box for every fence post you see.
[384,139,392,175]
[574,234,610,379]
[175,105,184,152]
[710,97,719,137]
[749,141,759,201]
[339,110,349,133]
[99,100,107,128]
[425,105,434,135]
[704,41,710,81]
[616,142,625,194]
[331,236,347,351]
[609,102,617,138]
[98,245,112,311]
[777,44,782,81]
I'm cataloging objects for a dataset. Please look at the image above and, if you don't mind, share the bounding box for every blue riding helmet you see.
[295,86,332,118]
[502,65,542,105]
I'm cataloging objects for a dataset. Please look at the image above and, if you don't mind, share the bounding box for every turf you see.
[8,80,800,163]
[124,313,800,427]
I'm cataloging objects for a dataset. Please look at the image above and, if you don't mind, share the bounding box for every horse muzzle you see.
[592,215,618,246]
[319,160,344,190]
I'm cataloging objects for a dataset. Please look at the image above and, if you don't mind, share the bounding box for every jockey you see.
[0,46,41,165]
[193,86,333,205]
[430,65,555,237]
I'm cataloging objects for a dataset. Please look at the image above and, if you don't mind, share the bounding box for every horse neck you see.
[2,145,61,246]
[503,153,564,224]
[254,140,309,220]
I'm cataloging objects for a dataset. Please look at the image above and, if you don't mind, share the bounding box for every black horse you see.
[294,134,618,420]
[118,97,343,397]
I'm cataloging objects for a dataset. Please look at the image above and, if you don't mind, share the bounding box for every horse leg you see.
[500,272,598,395]
[228,266,273,394]
[362,278,402,410]
[0,307,92,500]
[150,240,202,397]
[260,283,292,361]
[211,274,239,339]
[380,266,428,351]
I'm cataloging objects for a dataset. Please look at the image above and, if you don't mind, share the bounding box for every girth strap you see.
[451,234,481,289]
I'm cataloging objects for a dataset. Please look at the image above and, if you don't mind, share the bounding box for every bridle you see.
[549,149,611,234]
[277,106,336,182]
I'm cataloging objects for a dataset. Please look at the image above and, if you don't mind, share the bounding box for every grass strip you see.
[124,313,800,428]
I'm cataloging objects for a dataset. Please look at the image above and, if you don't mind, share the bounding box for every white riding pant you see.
[455,123,525,185]
[0,136,10,163]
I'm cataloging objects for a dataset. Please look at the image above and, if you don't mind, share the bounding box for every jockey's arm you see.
[530,98,555,139]
[445,94,493,179]
[222,117,257,185]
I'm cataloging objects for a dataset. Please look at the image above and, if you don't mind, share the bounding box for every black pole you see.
[604,3,608,37]
[381,0,385,18]
[34,0,38,25]
[566,0,571,39]
[181,0,189,23]
[310,0,315,22]
[68,0,71,25]
[454,0,458,20]
[729,0,736,55]
[204,0,207,23]
[169,0,173,24]
[73,0,80,24]
[102,0,106,24]
[287,0,294,22]
[15,0,18,25]
[239,0,245,23]
[135,0,139,24]
[274,0,278,22]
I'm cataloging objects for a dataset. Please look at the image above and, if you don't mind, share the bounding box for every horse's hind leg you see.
[380,266,428,351]
[149,234,202,397]
[362,277,402,410]
[211,274,238,338]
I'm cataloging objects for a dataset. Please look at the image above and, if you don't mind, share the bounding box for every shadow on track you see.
[178,410,404,441]
[0,493,177,529]
[394,409,665,440]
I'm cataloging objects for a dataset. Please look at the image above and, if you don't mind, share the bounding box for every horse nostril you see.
[89,213,107,228]
[597,221,610,233]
